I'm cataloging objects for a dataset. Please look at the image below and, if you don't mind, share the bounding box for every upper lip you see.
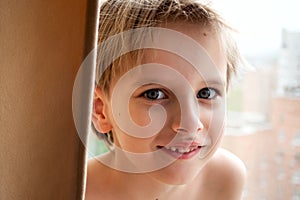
[157,141,206,149]
[156,135,210,149]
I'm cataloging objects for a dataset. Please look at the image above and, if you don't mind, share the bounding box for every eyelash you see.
[197,87,220,100]
[140,87,220,101]
[142,89,166,100]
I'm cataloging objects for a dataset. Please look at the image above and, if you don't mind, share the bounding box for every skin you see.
[86,23,246,200]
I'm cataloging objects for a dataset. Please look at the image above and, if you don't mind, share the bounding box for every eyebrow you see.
[134,80,226,90]
[204,80,226,86]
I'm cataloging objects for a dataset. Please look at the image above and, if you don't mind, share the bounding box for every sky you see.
[211,0,300,57]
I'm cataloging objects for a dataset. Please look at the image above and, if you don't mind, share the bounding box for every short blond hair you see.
[96,0,242,94]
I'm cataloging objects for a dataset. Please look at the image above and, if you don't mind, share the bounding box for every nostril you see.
[175,117,204,134]
[197,126,204,132]
[176,128,188,133]
[175,126,203,134]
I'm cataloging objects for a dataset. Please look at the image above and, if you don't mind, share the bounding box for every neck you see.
[114,170,184,200]
[104,151,187,200]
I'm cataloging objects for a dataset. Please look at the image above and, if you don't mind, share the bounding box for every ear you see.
[92,86,112,134]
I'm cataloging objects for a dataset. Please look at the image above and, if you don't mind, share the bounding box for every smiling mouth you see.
[157,145,203,159]
[158,146,199,153]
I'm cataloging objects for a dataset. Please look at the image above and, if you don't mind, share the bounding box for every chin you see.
[149,159,206,185]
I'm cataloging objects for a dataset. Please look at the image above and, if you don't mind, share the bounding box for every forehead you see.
[109,23,227,91]
[143,23,227,83]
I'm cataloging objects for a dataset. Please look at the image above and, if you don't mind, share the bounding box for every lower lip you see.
[161,147,202,160]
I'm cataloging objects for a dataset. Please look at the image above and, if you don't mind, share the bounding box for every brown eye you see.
[143,89,165,100]
[197,88,217,99]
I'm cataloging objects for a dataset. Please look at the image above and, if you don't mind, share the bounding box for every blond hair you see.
[96,0,242,93]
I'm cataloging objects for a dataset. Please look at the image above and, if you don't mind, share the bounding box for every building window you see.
[292,192,300,200]
[292,171,300,185]
[277,169,285,180]
[292,133,300,147]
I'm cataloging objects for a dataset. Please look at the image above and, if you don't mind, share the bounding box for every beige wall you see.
[0,0,89,199]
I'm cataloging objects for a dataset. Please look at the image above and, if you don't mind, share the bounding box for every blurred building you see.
[277,29,300,97]
[223,30,300,200]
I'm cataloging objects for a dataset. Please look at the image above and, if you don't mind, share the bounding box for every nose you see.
[171,97,204,134]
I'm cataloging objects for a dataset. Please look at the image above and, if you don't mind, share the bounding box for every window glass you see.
[87,1,300,199]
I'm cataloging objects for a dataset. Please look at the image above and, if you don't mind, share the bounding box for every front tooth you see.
[170,147,177,152]
[178,148,186,153]
[167,147,196,153]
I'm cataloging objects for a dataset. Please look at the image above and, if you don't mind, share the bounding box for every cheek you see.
[202,102,226,139]
[129,102,152,126]
[113,125,157,153]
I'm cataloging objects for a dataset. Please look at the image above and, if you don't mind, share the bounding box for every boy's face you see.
[95,23,227,184]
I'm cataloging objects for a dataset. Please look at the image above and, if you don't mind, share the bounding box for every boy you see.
[86,0,246,199]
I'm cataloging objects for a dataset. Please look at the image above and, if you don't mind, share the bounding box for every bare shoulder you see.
[85,157,113,200]
[211,148,247,180]
[201,148,247,199]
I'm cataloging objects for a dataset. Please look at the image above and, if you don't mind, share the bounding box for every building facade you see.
[222,30,300,199]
